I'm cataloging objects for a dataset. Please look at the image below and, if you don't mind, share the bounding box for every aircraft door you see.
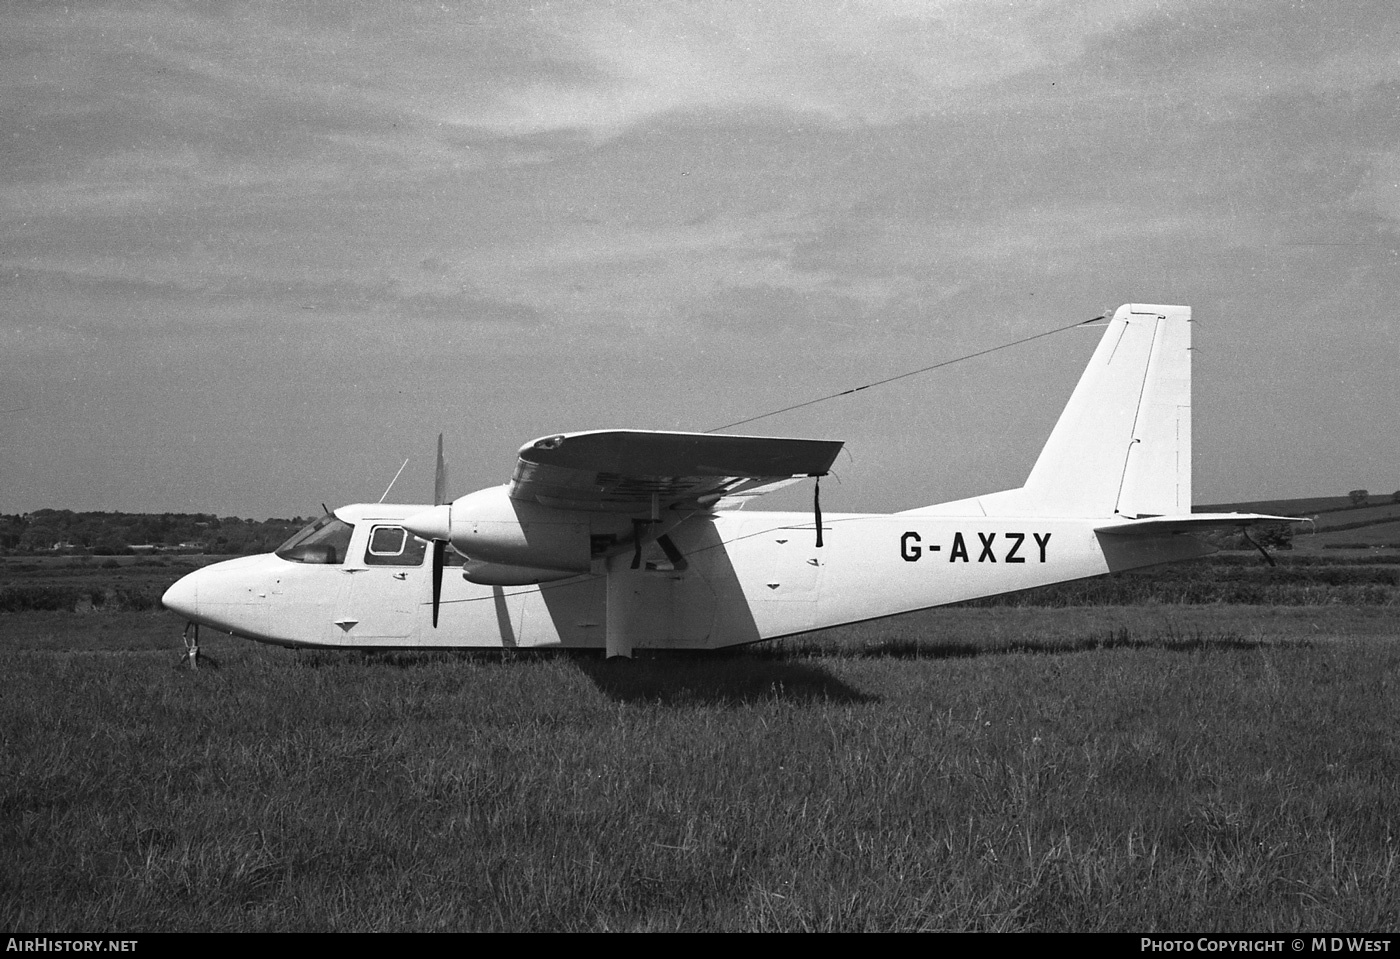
[335,524,428,643]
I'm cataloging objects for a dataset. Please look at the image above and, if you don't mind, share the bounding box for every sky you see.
[2,0,1397,519]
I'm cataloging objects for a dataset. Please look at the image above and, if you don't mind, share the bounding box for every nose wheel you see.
[181,622,200,670]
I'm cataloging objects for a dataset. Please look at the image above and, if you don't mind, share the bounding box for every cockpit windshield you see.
[275,515,356,565]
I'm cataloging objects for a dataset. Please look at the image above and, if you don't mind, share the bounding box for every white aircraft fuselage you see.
[161,506,1213,651]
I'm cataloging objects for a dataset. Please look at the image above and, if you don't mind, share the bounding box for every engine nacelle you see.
[449,485,592,572]
[461,560,582,586]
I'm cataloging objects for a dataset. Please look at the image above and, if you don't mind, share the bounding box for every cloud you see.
[429,0,1185,134]
[684,283,872,333]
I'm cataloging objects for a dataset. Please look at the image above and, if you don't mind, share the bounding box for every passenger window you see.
[364,525,428,566]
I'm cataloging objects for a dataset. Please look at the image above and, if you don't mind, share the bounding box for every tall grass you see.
[3,606,1398,931]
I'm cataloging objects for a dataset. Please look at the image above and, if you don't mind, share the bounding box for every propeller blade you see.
[431,539,445,627]
[434,433,448,507]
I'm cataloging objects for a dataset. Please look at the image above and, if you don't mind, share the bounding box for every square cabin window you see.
[364,525,428,566]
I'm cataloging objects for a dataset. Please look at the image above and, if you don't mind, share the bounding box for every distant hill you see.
[1198,495,1356,515]
[1198,493,1399,517]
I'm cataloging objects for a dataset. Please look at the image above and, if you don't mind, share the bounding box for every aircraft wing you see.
[1094,512,1303,536]
[509,430,843,513]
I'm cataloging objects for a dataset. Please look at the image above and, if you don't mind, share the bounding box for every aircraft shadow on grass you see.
[565,627,1287,703]
[573,654,876,706]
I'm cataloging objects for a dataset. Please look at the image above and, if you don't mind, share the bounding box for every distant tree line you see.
[1345,490,1400,507]
[0,510,309,555]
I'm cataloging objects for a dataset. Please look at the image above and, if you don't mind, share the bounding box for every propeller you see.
[430,434,449,627]
[401,479,453,626]
[434,433,448,507]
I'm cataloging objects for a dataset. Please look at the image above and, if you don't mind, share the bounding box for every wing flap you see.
[511,430,843,513]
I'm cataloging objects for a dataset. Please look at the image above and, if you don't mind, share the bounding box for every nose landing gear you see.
[181,622,200,670]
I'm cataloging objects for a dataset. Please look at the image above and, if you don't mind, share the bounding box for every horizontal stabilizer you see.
[1094,513,1302,536]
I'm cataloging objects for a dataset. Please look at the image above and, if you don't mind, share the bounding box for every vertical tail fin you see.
[1020,303,1192,517]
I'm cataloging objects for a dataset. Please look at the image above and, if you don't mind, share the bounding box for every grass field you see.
[2,557,1398,931]
[1298,521,1400,549]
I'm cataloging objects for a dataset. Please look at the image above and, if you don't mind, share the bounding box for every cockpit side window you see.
[364,525,428,567]
[275,515,355,565]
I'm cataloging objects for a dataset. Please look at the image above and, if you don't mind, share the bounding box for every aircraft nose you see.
[402,503,452,543]
[162,573,198,619]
